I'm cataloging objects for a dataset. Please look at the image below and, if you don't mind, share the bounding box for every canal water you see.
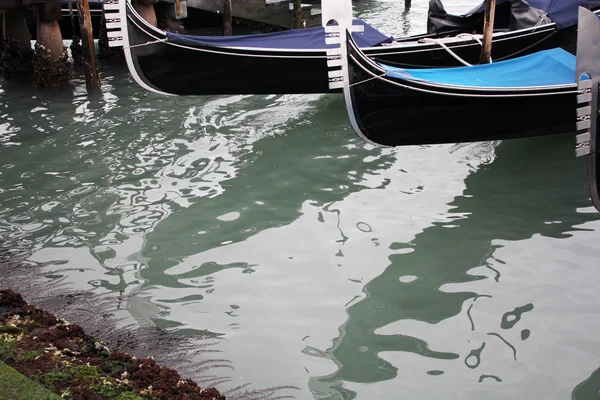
[2,1,600,399]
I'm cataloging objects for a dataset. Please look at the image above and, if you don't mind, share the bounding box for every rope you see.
[457,33,493,63]
[419,38,473,66]
[457,33,483,47]
[348,70,390,87]
[532,12,549,32]
[123,38,168,49]
[421,33,495,65]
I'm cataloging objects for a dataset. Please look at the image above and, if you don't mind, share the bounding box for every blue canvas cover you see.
[166,20,393,50]
[467,0,600,28]
[382,48,576,88]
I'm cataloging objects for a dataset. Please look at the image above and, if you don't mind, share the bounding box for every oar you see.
[479,0,496,63]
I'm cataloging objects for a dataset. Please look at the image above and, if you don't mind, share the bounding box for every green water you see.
[2,1,600,398]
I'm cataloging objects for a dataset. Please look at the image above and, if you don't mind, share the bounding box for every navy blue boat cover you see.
[382,48,576,88]
[468,0,600,28]
[166,20,393,50]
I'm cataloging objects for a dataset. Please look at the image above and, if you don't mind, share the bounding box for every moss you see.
[20,350,44,360]
[0,360,61,400]
[33,365,104,389]
[0,325,26,334]
[100,359,134,377]
[0,290,225,400]
[0,335,16,362]
[91,382,144,400]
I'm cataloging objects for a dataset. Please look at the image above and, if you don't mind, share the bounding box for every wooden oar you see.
[479,0,496,63]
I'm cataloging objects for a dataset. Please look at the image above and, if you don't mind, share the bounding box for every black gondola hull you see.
[123,2,588,95]
[346,38,576,146]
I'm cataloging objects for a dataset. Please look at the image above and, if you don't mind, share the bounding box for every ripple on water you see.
[2,16,600,400]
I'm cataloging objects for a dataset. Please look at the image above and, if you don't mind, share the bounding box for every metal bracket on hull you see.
[575,6,600,212]
[103,0,125,47]
[324,23,364,90]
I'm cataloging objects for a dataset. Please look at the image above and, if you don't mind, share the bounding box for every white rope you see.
[419,38,472,66]
[123,38,168,49]
[457,33,492,63]
[533,12,549,30]
[457,33,483,47]
[348,70,390,87]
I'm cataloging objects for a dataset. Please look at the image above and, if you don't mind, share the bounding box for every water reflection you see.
[309,133,600,399]
[138,95,395,289]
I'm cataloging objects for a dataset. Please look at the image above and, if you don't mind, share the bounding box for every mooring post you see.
[76,0,101,89]
[4,11,30,50]
[223,0,232,35]
[479,0,495,63]
[1,10,5,42]
[68,0,76,37]
[37,3,64,57]
[133,0,157,27]
[293,0,302,28]
[405,0,411,9]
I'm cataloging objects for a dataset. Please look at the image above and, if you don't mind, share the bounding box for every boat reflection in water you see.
[307,133,600,399]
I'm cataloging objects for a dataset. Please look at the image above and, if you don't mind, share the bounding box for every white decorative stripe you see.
[578,92,592,103]
[108,39,125,47]
[328,69,343,79]
[324,25,340,33]
[108,30,124,39]
[577,132,591,143]
[576,144,591,157]
[329,80,344,89]
[577,106,591,118]
[577,119,591,131]
[103,3,120,11]
[579,79,592,89]
[327,58,342,67]
[351,24,364,32]
[106,21,122,29]
[326,48,341,56]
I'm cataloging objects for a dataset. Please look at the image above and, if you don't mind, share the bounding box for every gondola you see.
[574,6,600,211]
[104,0,600,95]
[337,30,578,146]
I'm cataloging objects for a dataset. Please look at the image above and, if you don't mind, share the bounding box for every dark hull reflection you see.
[310,133,600,398]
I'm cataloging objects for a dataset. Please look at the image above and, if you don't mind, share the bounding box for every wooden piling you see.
[4,12,30,50]
[76,0,101,89]
[223,0,232,35]
[292,0,302,29]
[37,3,64,57]
[133,0,157,27]
[67,0,76,37]
[405,0,411,9]
[1,10,5,42]
[479,0,495,64]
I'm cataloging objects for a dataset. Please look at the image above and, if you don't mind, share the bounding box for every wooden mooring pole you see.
[1,10,5,42]
[76,0,101,89]
[405,0,411,9]
[293,0,302,28]
[223,0,232,35]
[68,0,76,37]
[479,0,496,63]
